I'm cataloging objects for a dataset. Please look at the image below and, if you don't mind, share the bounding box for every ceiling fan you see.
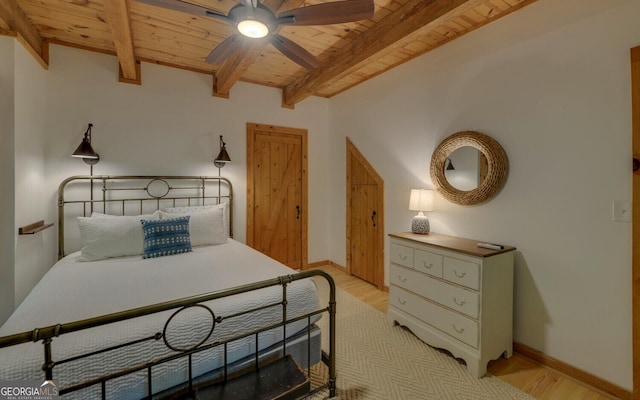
[138,0,375,70]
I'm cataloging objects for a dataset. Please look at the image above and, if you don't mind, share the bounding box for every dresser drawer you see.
[390,286,479,348]
[390,264,479,318]
[390,242,414,268]
[414,249,443,278]
[444,257,480,290]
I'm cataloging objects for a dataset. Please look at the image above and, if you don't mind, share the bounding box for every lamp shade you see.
[214,147,231,164]
[446,159,455,171]
[72,139,99,159]
[71,123,99,165]
[409,189,435,212]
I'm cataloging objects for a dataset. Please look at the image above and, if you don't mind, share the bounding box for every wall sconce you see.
[214,135,231,168]
[409,189,435,234]
[71,123,99,165]
[72,123,99,213]
[446,158,455,171]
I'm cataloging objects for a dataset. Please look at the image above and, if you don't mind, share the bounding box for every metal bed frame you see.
[0,175,336,399]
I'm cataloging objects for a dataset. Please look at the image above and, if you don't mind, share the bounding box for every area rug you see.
[307,279,534,400]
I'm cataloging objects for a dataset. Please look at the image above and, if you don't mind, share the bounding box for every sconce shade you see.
[71,123,99,165]
[214,147,231,164]
[409,189,435,212]
[446,159,455,171]
[72,139,99,159]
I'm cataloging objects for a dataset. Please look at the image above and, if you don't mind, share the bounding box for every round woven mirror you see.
[430,130,508,205]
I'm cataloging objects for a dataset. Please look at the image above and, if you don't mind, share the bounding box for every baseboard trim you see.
[307,260,347,271]
[513,342,632,400]
[308,260,390,292]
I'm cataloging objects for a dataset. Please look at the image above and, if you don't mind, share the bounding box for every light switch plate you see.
[613,201,632,223]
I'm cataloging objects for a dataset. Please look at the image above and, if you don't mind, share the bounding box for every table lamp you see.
[409,189,434,234]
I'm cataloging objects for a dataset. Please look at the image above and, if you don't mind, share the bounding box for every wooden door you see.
[350,184,380,284]
[631,45,640,399]
[246,123,307,270]
[347,138,384,289]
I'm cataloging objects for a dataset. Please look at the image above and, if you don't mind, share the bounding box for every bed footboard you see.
[0,270,336,399]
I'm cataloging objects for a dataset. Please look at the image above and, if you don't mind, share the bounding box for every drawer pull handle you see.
[453,270,467,278]
[452,297,466,306]
[397,298,407,305]
[399,254,408,261]
[398,275,407,283]
[423,261,433,269]
[452,324,465,334]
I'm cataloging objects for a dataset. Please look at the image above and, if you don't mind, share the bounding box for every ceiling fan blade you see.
[206,34,243,63]
[136,0,231,23]
[268,33,319,70]
[277,0,374,26]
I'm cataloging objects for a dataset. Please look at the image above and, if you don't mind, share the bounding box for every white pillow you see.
[163,203,229,237]
[77,213,160,261]
[159,207,227,246]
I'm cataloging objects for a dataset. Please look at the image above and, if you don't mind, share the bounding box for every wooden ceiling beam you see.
[282,0,486,107]
[212,0,305,97]
[214,37,266,97]
[0,0,48,69]
[104,0,140,84]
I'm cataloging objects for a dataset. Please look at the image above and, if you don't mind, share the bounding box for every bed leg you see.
[328,292,337,398]
[42,338,54,381]
[329,377,336,397]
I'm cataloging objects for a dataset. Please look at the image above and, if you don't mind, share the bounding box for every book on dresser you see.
[387,232,516,378]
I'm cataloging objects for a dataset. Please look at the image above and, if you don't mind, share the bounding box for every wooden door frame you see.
[346,137,384,290]
[246,123,308,269]
[632,45,640,399]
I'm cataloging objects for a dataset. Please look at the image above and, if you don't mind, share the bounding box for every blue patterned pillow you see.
[141,216,192,259]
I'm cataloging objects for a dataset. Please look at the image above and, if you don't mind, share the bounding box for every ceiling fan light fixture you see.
[238,19,269,38]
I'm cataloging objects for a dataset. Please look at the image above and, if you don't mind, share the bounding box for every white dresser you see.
[387,232,515,378]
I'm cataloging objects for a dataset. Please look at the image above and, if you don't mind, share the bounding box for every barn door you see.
[347,138,384,289]
[246,123,308,270]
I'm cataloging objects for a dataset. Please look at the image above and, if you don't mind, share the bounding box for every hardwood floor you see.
[310,264,617,400]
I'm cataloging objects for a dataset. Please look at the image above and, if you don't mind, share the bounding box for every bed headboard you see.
[57,175,233,259]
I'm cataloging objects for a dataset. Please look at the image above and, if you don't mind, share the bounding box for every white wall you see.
[328,0,639,390]
[42,44,331,260]
[0,37,16,323]
[14,43,55,306]
[4,0,638,390]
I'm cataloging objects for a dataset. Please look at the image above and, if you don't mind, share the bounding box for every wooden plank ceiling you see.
[1,0,537,108]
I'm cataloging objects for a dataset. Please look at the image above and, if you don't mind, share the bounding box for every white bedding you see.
[0,239,320,399]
